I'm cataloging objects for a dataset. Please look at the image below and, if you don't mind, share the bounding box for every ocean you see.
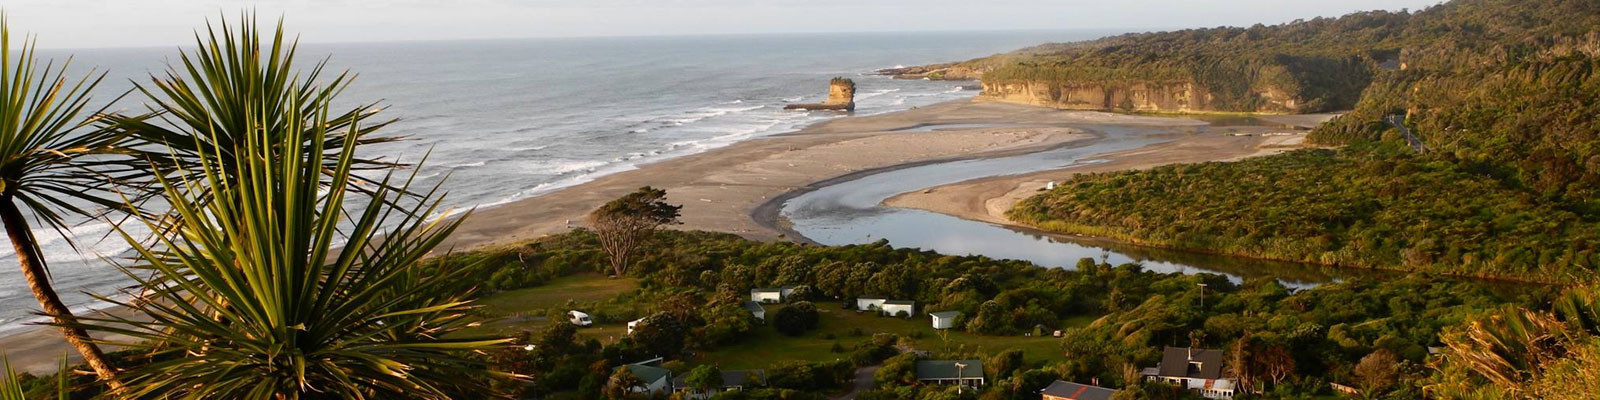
[0,30,1115,334]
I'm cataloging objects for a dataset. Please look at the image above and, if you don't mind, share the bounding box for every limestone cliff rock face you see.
[977,80,1300,113]
[786,78,856,111]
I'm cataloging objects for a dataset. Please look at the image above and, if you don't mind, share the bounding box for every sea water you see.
[0,30,1115,334]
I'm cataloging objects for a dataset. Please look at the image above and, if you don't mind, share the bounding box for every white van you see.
[568,310,593,327]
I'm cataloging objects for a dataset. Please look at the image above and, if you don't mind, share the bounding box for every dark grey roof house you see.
[1141,347,1237,399]
[672,370,766,399]
[1040,380,1117,400]
[915,359,985,387]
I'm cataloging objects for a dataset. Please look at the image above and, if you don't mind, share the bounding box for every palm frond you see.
[102,13,403,202]
[0,15,162,239]
[76,82,511,399]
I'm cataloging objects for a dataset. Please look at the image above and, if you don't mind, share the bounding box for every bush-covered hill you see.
[1007,0,1600,282]
[906,0,1600,115]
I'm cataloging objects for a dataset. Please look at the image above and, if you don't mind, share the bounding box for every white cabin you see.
[750,287,792,303]
[929,311,961,330]
[881,300,915,317]
[856,297,887,311]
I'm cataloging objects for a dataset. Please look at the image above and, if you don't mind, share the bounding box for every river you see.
[778,118,1365,289]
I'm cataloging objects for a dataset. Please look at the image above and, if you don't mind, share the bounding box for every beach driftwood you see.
[785,77,855,111]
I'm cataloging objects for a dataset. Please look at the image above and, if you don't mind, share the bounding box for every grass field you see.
[694,303,1097,370]
[466,274,640,336]
[478,273,639,315]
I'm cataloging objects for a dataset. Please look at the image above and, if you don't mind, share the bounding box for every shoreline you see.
[0,99,1341,373]
[2,99,1101,373]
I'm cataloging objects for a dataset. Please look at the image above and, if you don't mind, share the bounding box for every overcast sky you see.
[6,0,1446,49]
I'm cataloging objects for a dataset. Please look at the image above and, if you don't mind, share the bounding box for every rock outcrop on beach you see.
[785,78,856,111]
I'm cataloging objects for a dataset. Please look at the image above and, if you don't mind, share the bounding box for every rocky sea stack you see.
[784,77,856,111]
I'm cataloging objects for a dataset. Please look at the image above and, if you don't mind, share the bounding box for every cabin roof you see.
[916,359,984,380]
[1040,380,1116,400]
[1157,346,1224,380]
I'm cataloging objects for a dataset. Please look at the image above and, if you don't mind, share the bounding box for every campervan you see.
[568,310,594,327]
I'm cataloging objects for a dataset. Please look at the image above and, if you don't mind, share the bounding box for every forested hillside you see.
[1008,0,1600,282]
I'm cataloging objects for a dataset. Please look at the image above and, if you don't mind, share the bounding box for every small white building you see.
[568,310,593,327]
[856,297,887,311]
[743,301,766,322]
[881,300,915,317]
[751,288,782,303]
[627,317,646,334]
[750,287,795,303]
[929,311,961,330]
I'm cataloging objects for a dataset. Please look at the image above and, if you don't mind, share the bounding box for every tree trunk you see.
[0,196,124,391]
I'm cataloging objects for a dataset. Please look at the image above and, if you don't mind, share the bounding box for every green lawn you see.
[465,274,640,336]
[478,273,639,316]
[696,304,1097,370]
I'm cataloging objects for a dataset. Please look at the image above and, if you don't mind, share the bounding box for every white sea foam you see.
[446,161,488,169]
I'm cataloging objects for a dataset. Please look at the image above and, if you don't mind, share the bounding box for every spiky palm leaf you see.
[1,355,68,400]
[0,15,168,390]
[104,14,401,198]
[76,88,511,399]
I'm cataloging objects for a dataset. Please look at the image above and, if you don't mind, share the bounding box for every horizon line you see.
[32,26,1174,52]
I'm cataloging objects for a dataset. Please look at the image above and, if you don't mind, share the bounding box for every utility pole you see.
[1198,283,1208,309]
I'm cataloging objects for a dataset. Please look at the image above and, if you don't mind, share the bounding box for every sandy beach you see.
[0,100,1317,374]
[434,100,1190,251]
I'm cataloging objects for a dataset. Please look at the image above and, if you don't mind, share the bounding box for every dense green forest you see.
[1008,0,1600,282]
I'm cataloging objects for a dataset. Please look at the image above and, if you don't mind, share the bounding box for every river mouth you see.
[778,118,1359,288]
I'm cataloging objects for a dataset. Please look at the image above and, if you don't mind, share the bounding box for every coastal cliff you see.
[785,77,856,111]
[976,80,1302,113]
[888,15,1404,114]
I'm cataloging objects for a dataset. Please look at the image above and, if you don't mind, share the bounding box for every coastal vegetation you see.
[1008,0,1600,283]
[400,228,1549,399]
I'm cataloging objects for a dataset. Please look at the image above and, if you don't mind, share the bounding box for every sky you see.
[6,0,1447,49]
